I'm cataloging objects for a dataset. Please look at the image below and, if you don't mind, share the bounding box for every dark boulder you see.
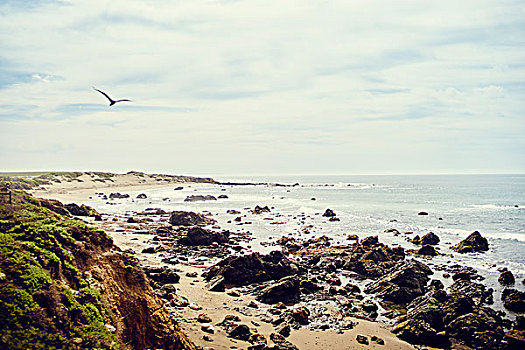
[361,235,378,247]
[446,306,504,350]
[218,194,229,199]
[417,245,438,256]
[419,232,440,245]
[451,231,489,253]
[502,289,525,312]
[178,227,229,246]
[144,267,180,284]
[174,186,183,190]
[394,289,505,349]
[291,306,310,325]
[169,211,214,226]
[418,211,429,215]
[365,259,433,304]
[449,279,494,305]
[257,276,301,304]
[184,195,217,202]
[206,276,225,292]
[253,205,271,214]
[109,192,130,199]
[499,270,515,285]
[136,193,147,199]
[322,208,336,217]
[203,251,300,287]
[64,203,94,216]
[228,324,252,341]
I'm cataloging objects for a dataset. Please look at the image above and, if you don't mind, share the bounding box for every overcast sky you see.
[0,0,524,176]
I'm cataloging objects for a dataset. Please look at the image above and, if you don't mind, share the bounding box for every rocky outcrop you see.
[64,203,100,218]
[253,205,271,214]
[257,276,301,304]
[322,208,336,217]
[451,231,489,253]
[184,195,217,202]
[393,289,505,349]
[203,251,300,287]
[502,289,525,312]
[178,227,229,246]
[109,192,130,199]
[136,193,147,199]
[365,259,433,304]
[169,211,214,226]
[417,232,440,245]
[499,270,516,285]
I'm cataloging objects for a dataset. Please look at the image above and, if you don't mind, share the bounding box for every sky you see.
[0,0,524,176]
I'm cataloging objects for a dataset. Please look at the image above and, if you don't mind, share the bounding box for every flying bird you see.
[93,87,132,106]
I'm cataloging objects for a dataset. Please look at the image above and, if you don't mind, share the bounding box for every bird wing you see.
[115,99,132,103]
[92,86,114,102]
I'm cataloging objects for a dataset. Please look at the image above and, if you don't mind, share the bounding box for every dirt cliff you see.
[0,189,195,350]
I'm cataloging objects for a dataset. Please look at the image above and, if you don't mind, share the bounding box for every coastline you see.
[27,173,417,349]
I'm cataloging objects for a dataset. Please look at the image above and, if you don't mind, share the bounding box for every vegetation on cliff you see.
[0,189,195,349]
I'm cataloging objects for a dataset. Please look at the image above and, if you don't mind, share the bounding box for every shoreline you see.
[13,173,524,349]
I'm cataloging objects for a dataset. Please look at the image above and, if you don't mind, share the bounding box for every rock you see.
[365,259,433,304]
[322,208,336,217]
[291,306,310,325]
[188,302,202,310]
[174,186,183,190]
[449,279,494,305]
[417,245,438,256]
[419,232,440,245]
[418,211,429,215]
[328,216,340,222]
[184,195,217,202]
[228,324,252,341]
[504,329,525,350]
[499,270,515,285]
[253,205,271,214]
[451,231,489,253]
[203,335,213,342]
[144,267,180,284]
[218,194,229,199]
[446,306,504,349]
[502,289,525,312]
[206,276,225,292]
[276,323,291,337]
[64,203,91,216]
[370,336,384,345]
[257,276,300,304]
[347,234,359,241]
[269,333,299,350]
[203,251,300,287]
[198,313,212,323]
[178,227,229,246]
[109,192,130,199]
[141,247,156,254]
[136,193,147,199]
[201,323,214,333]
[361,235,378,247]
[356,335,369,345]
[169,211,214,226]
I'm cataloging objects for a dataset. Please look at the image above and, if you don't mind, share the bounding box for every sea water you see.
[85,174,525,312]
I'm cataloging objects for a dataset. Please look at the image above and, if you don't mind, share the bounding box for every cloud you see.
[0,0,524,174]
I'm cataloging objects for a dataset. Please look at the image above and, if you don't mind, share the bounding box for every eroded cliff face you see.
[0,189,195,350]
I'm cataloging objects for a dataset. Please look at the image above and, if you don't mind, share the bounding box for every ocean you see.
[86,174,525,312]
